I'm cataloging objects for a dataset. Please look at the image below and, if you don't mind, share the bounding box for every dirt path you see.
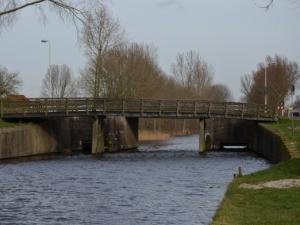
[240,179,300,189]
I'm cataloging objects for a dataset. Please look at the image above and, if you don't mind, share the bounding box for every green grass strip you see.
[211,119,300,225]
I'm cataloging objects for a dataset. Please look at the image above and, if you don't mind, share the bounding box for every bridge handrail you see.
[0,97,277,121]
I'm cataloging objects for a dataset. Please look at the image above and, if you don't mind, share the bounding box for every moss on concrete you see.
[0,123,58,159]
[262,119,300,159]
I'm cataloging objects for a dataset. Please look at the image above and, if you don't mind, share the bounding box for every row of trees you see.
[5,2,298,107]
[0,66,21,98]
[0,5,232,103]
[1,1,298,133]
[39,47,231,101]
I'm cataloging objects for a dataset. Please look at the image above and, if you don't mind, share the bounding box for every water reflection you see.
[0,135,269,225]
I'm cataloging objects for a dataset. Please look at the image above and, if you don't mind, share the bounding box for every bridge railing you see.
[0,98,277,121]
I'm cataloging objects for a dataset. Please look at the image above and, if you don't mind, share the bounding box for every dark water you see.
[0,135,269,225]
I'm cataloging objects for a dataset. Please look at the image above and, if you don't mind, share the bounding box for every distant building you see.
[6,95,28,101]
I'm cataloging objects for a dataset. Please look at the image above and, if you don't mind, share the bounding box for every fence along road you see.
[0,98,277,122]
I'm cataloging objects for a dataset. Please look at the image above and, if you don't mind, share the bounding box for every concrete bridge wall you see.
[94,116,139,153]
[209,119,290,162]
[0,118,85,160]
[1,117,287,161]
[252,125,290,163]
[0,123,58,159]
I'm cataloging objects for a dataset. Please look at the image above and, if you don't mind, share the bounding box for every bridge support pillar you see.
[199,119,208,153]
[122,117,139,150]
[92,117,104,154]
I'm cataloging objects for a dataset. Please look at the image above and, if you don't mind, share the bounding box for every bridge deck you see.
[0,98,277,122]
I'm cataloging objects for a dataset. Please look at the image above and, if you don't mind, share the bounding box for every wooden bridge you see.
[0,98,277,122]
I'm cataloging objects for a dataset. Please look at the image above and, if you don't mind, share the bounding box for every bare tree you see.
[240,73,254,101]
[240,55,300,106]
[259,0,274,9]
[256,0,300,9]
[80,65,95,97]
[206,84,232,102]
[0,66,22,98]
[171,50,212,98]
[81,42,164,98]
[41,64,78,98]
[81,4,125,97]
[0,0,102,32]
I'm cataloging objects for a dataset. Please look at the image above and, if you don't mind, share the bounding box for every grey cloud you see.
[156,0,183,9]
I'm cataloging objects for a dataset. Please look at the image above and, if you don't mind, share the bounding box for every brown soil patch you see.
[239,179,300,189]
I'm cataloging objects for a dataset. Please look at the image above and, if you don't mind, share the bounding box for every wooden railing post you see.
[241,104,245,119]
[194,101,197,116]
[140,99,143,116]
[45,99,48,117]
[21,101,25,117]
[176,100,180,117]
[94,98,97,112]
[86,98,89,114]
[103,99,106,113]
[208,102,211,117]
[65,99,69,116]
[0,99,3,118]
[122,99,125,115]
[225,103,228,118]
[159,100,162,116]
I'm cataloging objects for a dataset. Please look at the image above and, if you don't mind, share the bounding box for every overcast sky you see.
[0,0,299,100]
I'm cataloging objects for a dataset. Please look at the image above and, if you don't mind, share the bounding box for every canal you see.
[0,135,269,225]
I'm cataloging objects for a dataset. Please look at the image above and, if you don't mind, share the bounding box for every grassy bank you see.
[0,119,17,128]
[211,119,300,225]
[262,119,300,159]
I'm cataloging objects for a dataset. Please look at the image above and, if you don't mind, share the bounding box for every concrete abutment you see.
[104,116,139,152]
[208,119,290,162]
[92,117,105,155]
[199,119,209,153]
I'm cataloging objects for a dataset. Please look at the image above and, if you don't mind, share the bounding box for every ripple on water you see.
[0,135,269,225]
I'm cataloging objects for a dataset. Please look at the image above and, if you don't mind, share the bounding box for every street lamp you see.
[41,40,52,97]
[264,60,267,106]
[291,85,295,137]
[264,59,276,106]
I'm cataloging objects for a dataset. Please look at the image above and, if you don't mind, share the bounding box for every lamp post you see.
[264,60,267,106]
[291,85,295,137]
[264,60,276,106]
[41,39,52,97]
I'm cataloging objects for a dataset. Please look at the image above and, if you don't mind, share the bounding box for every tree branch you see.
[255,0,274,10]
[0,0,46,16]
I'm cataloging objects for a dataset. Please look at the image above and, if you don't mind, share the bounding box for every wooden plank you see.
[103,99,106,112]
[140,99,143,115]
[0,98,277,121]
[208,102,211,117]
[65,99,69,116]
[241,104,245,119]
